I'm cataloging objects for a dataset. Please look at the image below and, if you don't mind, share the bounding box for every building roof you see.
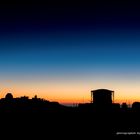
[91,89,114,93]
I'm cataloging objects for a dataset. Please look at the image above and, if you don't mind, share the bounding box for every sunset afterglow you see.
[0,3,140,105]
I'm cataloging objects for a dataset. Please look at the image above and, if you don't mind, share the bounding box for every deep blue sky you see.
[0,1,140,103]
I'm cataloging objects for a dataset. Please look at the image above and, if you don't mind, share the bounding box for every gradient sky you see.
[0,1,140,104]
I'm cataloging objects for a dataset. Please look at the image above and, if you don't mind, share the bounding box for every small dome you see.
[5,93,13,99]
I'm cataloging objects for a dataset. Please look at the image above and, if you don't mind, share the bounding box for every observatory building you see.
[91,89,114,105]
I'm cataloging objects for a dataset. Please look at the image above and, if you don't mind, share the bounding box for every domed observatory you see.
[5,93,13,100]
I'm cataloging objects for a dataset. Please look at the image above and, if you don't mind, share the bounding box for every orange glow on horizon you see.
[1,79,140,105]
[1,89,140,105]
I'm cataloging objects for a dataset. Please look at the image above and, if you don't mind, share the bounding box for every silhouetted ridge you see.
[0,89,140,137]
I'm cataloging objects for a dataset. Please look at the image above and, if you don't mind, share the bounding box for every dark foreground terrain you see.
[0,95,140,138]
[1,109,140,139]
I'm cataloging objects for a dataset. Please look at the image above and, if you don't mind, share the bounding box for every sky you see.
[0,1,140,104]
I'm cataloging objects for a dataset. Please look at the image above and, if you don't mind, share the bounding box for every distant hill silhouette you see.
[0,93,70,113]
